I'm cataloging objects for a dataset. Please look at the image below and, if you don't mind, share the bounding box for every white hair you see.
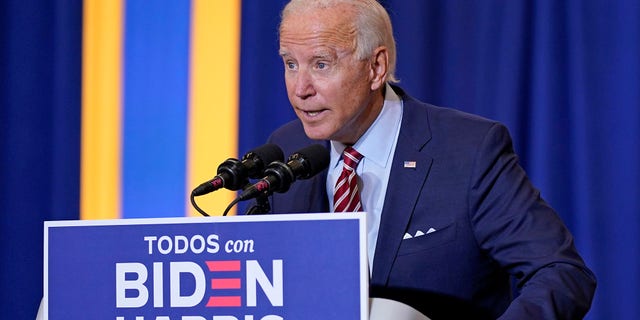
[280,0,398,83]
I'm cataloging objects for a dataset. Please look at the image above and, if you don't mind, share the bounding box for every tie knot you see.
[342,146,363,170]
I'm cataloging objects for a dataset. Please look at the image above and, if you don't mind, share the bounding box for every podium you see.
[43,213,428,320]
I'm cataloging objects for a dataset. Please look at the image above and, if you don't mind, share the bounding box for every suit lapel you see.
[371,91,433,285]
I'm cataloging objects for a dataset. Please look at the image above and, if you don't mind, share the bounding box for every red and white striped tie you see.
[333,146,364,212]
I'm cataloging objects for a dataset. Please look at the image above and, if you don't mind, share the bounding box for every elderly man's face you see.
[279,5,384,144]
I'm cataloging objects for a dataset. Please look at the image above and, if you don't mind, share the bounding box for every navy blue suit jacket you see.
[263,86,595,319]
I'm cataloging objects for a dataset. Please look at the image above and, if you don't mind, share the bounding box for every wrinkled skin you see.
[279,3,389,144]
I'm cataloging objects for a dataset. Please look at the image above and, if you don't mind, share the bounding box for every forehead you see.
[279,5,357,54]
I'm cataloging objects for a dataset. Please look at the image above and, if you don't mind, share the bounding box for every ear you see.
[369,46,389,91]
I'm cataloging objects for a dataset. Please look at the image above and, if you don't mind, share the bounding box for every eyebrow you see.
[277,50,337,60]
[312,52,334,60]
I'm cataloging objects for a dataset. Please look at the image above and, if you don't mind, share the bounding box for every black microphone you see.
[237,144,329,201]
[191,143,284,196]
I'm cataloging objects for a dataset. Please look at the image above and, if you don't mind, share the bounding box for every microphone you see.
[191,143,284,196]
[237,144,329,202]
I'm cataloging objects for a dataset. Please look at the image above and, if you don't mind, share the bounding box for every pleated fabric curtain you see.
[239,1,640,319]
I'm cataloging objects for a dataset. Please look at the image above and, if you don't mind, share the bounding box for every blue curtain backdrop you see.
[1,0,638,319]
[0,0,81,318]
[238,1,640,319]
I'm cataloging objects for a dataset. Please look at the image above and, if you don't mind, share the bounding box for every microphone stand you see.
[244,192,271,215]
[222,183,271,216]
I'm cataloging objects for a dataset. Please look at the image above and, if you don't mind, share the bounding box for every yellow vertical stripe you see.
[81,0,123,220]
[188,0,241,216]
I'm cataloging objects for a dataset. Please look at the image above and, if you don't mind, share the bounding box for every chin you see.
[302,126,331,141]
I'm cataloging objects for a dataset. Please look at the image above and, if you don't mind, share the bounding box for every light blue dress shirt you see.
[326,84,403,270]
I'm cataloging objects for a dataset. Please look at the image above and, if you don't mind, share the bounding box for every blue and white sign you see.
[44,213,368,320]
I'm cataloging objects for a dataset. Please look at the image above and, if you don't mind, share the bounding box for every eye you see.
[317,62,327,69]
[285,61,297,70]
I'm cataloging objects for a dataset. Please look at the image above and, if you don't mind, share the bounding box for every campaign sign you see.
[44,213,367,320]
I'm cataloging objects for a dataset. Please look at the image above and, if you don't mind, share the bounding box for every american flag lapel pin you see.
[403,161,417,169]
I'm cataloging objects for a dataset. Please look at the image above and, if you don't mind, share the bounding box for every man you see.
[265,0,596,318]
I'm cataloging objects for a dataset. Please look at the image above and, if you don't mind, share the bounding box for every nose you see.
[293,69,316,100]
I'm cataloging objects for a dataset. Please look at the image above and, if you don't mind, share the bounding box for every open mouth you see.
[298,107,327,118]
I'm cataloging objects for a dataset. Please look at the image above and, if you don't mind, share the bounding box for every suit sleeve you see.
[467,123,596,319]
